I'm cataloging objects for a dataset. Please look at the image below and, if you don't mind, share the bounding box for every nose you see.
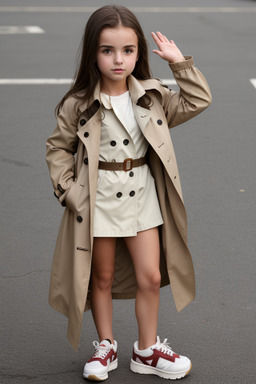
[114,51,123,64]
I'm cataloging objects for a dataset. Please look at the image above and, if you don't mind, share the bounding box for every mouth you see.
[112,68,124,74]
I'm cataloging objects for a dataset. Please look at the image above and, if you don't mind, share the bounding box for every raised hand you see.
[151,31,185,63]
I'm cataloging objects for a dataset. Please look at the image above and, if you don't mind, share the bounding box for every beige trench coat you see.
[46,56,212,351]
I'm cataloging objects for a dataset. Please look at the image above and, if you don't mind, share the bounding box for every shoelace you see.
[154,337,174,356]
[92,341,110,359]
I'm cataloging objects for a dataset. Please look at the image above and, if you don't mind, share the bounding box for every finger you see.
[156,31,165,42]
[151,32,161,43]
[152,49,164,58]
[156,31,170,44]
[160,32,170,43]
[151,32,162,48]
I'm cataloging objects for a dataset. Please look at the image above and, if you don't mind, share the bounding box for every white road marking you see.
[0,79,255,89]
[0,26,44,34]
[0,7,256,13]
[0,79,73,85]
[250,79,256,89]
[0,78,177,86]
[161,79,177,86]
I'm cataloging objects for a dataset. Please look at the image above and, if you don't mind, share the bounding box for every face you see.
[96,25,139,94]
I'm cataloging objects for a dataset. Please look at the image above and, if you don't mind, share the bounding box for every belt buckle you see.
[123,158,133,171]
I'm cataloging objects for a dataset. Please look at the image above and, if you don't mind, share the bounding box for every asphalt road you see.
[1,0,256,383]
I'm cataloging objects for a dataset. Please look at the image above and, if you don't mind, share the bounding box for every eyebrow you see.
[99,44,137,49]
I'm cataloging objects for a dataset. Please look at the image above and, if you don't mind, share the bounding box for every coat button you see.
[129,171,134,177]
[116,192,122,198]
[123,139,129,146]
[80,119,86,126]
[83,157,88,165]
[84,132,89,138]
[157,119,162,125]
[77,216,83,223]
[129,190,135,197]
[110,140,116,147]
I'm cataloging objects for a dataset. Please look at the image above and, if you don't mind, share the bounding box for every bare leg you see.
[91,237,116,343]
[124,228,161,350]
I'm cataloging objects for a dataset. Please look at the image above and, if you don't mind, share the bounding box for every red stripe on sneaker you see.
[88,350,117,366]
[133,350,180,368]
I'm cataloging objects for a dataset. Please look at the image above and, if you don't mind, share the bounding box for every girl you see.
[46,5,211,382]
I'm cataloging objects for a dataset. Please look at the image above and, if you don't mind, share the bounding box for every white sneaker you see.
[130,336,192,380]
[83,339,118,381]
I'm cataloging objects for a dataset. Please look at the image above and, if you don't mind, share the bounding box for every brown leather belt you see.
[98,157,147,172]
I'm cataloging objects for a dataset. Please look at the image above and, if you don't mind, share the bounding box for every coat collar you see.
[96,75,147,110]
[97,76,147,110]
[78,75,164,114]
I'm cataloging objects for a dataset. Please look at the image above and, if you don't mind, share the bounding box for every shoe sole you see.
[130,359,192,380]
[83,359,118,381]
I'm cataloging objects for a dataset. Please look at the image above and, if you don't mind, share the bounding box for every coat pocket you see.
[65,181,89,213]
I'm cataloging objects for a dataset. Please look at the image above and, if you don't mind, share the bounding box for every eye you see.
[102,48,112,55]
[124,48,133,54]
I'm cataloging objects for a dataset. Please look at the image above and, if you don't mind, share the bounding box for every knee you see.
[149,271,161,291]
[92,271,114,291]
[138,270,161,292]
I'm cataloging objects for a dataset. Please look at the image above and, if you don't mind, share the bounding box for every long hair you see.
[55,5,152,115]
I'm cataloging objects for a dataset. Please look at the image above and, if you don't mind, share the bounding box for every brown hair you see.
[55,5,152,114]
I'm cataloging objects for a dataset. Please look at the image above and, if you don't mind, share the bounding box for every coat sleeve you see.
[46,97,79,204]
[161,56,212,128]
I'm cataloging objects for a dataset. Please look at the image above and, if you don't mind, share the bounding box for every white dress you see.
[93,91,163,237]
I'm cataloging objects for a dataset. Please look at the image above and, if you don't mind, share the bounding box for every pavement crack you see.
[0,270,49,279]
[1,157,32,167]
